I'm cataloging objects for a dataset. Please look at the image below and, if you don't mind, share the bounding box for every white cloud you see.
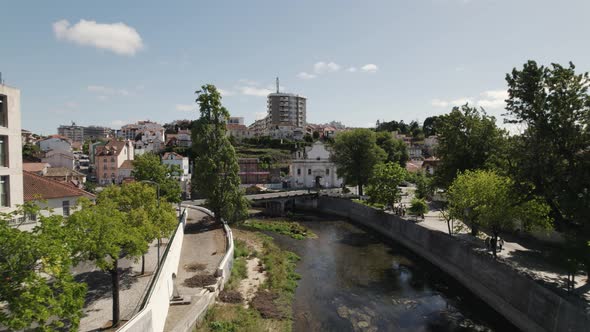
[218,88,234,97]
[53,19,144,56]
[347,67,357,73]
[477,90,508,109]
[313,61,340,74]
[111,120,125,127]
[175,104,195,112]
[360,64,378,73]
[238,79,259,86]
[297,72,316,80]
[97,95,108,102]
[255,112,267,120]
[450,98,473,106]
[239,86,273,97]
[431,99,450,108]
[87,85,130,96]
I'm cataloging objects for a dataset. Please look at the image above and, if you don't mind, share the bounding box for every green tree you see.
[375,131,409,167]
[504,60,590,274]
[0,203,86,331]
[192,84,249,223]
[330,128,386,196]
[312,131,320,140]
[413,171,434,200]
[434,104,506,188]
[132,152,183,203]
[303,133,313,143]
[366,162,407,209]
[447,170,551,257]
[67,196,147,327]
[409,197,428,221]
[101,183,177,274]
[422,116,440,136]
[22,143,41,162]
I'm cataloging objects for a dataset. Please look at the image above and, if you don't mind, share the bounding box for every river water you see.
[269,215,519,332]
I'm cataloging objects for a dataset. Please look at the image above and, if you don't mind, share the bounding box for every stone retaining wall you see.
[310,197,589,332]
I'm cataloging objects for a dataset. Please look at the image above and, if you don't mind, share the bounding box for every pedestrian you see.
[498,238,504,252]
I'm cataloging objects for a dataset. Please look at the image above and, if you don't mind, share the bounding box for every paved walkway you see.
[163,208,226,332]
[396,186,590,305]
[76,238,165,331]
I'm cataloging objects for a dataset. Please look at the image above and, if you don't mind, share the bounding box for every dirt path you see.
[238,257,267,307]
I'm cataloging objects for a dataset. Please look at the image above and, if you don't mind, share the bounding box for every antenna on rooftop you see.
[276,77,279,93]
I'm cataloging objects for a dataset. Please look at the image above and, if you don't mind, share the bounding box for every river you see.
[269,215,519,332]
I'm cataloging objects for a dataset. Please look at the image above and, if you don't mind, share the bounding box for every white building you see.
[0,84,24,214]
[162,152,190,199]
[38,135,72,153]
[41,149,75,170]
[21,171,94,231]
[290,141,343,189]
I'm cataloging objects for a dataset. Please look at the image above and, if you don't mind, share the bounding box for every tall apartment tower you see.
[266,92,306,128]
[58,122,84,142]
[0,83,24,212]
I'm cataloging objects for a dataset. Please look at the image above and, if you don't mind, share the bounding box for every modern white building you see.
[0,83,24,213]
[162,152,190,199]
[290,141,343,189]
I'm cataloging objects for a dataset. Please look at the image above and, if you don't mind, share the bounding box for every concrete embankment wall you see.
[118,209,188,332]
[309,197,590,332]
[117,207,234,332]
[163,205,234,332]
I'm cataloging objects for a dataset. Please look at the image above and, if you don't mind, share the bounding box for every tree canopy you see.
[191,84,249,223]
[330,128,386,196]
[132,152,183,203]
[434,104,506,188]
[366,162,407,208]
[375,131,409,167]
[0,203,86,331]
[447,170,551,257]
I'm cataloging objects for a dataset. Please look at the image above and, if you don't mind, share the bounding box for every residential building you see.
[408,145,423,159]
[44,167,86,186]
[238,158,270,185]
[248,119,267,137]
[0,83,24,212]
[21,129,34,145]
[84,126,112,141]
[23,162,50,174]
[89,141,106,164]
[21,171,94,231]
[422,157,440,175]
[424,135,439,156]
[266,92,306,128]
[290,141,343,189]
[162,152,190,198]
[38,135,72,153]
[94,140,134,185]
[227,124,254,141]
[228,117,244,125]
[118,160,134,181]
[58,122,85,142]
[42,149,75,169]
[119,121,165,155]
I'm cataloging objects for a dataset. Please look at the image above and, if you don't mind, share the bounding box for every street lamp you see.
[140,180,161,266]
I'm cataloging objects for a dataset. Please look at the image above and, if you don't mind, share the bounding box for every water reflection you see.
[269,217,519,332]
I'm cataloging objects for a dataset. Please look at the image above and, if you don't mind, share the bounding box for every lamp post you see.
[140,180,161,266]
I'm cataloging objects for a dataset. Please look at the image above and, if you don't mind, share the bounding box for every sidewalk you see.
[76,237,165,331]
[163,208,226,332]
[397,186,590,305]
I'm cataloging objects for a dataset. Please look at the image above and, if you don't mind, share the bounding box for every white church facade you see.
[290,141,343,189]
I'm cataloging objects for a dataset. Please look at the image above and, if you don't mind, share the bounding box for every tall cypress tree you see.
[191,84,248,223]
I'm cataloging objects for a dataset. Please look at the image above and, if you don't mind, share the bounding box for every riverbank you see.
[309,196,590,332]
[196,228,300,332]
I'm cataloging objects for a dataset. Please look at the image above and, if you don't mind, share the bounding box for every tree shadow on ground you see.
[75,267,137,307]
[184,216,222,234]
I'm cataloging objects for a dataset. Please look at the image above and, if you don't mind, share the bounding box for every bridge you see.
[183,189,339,216]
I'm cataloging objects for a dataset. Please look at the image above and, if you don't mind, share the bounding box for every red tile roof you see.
[95,140,127,156]
[23,162,49,173]
[23,171,95,201]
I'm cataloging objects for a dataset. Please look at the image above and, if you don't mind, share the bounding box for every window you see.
[0,176,9,207]
[308,169,311,175]
[326,169,330,175]
[110,157,115,162]
[0,136,7,167]
[0,95,7,127]
[62,201,70,217]
[103,158,107,163]
[26,212,37,222]
[297,168,301,176]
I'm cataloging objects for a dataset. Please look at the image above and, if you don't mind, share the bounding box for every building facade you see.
[94,140,134,185]
[38,135,72,153]
[0,84,24,212]
[290,142,343,189]
[267,93,306,128]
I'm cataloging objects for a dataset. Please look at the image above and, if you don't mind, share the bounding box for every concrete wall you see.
[117,209,188,332]
[310,197,590,332]
[0,84,23,213]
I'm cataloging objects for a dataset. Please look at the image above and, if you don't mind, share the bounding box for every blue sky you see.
[2,0,590,134]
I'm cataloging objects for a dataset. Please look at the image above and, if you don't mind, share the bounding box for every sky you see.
[2,0,590,135]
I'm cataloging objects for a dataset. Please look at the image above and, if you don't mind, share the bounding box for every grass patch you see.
[246,219,316,240]
[352,199,385,210]
[226,240,249,290]
[197,231,300,332]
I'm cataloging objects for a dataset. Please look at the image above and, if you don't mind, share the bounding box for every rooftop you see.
[23,171,95,201]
